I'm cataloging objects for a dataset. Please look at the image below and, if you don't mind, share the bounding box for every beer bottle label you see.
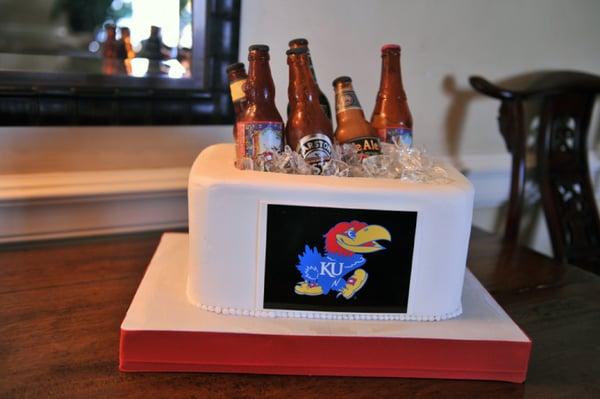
[229,78,247,103]
[348,136,382,157]
[335,89,362,114]
[297,133,333,173]
[377,127,413,146]
[236,121,283,163]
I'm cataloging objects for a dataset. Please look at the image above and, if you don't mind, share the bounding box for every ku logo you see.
[294,221,392,299]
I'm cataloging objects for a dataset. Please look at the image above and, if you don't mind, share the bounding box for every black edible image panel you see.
[263,204,417,313]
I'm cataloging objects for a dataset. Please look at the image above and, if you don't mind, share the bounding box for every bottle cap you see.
[226,62,245,73]
[248,44,269,52]
[285,47,308,56]
[381,44,401,52]
[289,38,309,47]
[332,76,352,86]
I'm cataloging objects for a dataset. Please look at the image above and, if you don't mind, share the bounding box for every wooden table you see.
[1,228,598,398]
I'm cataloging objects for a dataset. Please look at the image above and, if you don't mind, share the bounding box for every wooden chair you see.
[469,71,600,273]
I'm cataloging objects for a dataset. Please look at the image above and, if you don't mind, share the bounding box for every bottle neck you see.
[228,68,247,83]
[290,44,318,83]
[307,54,319,84]
[288,55,319,105]
[106,30,116,42]
[247,56,276,105]
[334,81,379,147]
[334,83,365,118]
[379,50,406,99]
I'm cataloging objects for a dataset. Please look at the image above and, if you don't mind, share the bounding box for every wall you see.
[240,0,600,158]
[1,0,599,246]
[0,126,230,174]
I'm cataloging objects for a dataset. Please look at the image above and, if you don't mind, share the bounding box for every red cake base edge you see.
[119,329,531,383]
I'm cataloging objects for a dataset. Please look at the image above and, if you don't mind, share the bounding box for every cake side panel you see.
[189,179,425,315]
[188,179,259,309]
[186,146,474,319]
[187,177,209,306]
[187,144,256,310]
[188,180,473,318]
[406,183,474,316]
[254,187,468,318]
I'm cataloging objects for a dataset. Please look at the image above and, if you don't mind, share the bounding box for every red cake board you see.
[120,233,531,383]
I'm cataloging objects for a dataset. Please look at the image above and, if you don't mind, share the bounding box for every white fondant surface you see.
[123,233,529,343]
[187,144,474,319]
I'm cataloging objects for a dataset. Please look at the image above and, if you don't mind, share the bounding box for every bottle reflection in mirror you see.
[120,27,136,59]
[138,26,172,75]
[139,26,172,60]
[177,47,192,78]
[101,23,139,76]
[101,23,182,77]
[102,24,119,58]
[120,26,136,75]
[101,23,127,75]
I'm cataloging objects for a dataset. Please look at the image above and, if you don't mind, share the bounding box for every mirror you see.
[0,0,241,125]
[0,0,198,81]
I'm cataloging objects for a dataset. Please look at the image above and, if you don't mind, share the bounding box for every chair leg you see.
[499,100,526,243]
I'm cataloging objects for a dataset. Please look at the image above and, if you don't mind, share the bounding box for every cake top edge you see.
[190,144,473,192]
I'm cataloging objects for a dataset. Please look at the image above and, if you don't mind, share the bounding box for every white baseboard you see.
[0,152,597,243]
[454,153,512,209]
[0,168,188,243]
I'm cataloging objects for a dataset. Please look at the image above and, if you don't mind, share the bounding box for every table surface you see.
[1,228,599,399]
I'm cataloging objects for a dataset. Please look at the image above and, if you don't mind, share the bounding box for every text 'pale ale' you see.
[333,76,381,157]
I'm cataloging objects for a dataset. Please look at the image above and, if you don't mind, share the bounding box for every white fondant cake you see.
[187,143,474,321]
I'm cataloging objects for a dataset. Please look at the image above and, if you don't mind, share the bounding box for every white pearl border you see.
[198,303,462,322]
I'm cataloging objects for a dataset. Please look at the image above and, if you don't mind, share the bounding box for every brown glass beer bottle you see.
[286,38,332,121]
[236,45,284,166]
[286,47,334,172]
[102,24,119,59]
[333,76,381,156]
[226,62,248,139]
[120,27,136,59]
[371,44,413,145]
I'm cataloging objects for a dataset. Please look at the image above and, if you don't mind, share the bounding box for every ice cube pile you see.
[240,139,451,184]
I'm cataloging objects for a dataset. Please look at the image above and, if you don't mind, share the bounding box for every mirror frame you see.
[0,0,241,125]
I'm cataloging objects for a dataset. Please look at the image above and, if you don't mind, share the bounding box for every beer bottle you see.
[333,76,381,156]
[120,27,136,59]
[286,38,332,121]
[226,62,248,139]
[102,24,119,59]
[101,24,126,76]
[286,47,334,172]
[236,45,284,166]
[371,44,413,145]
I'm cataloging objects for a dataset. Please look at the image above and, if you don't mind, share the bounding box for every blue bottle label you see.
[236,121,283,162]
[378,127,412,146]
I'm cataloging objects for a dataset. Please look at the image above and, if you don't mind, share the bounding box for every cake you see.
[187,143,474,321]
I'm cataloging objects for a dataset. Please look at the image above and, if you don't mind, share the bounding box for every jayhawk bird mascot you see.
[294,221,391,299]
